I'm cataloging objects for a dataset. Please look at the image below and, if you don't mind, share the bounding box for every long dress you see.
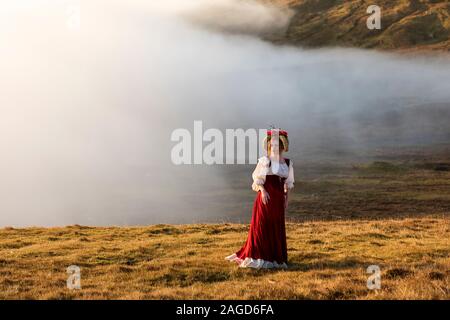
[225,156,295,269]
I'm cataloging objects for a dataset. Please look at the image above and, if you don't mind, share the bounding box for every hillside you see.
[263,0,450,51]
[0,218,448,299]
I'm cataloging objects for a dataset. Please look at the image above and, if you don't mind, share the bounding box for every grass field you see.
[0,218,448,299]
[1,146,449,299]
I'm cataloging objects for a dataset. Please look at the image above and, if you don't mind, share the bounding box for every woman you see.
[225,129,294,269]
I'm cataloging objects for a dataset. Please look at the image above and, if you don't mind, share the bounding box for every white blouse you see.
[252,156,295,192]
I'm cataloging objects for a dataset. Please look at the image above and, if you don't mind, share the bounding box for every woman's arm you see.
[252,157,270,204]
[284,161,295,209]
[284,160,295,193]
[251,157,269,192]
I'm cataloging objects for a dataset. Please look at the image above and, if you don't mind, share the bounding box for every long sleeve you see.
[284,160,295,192]
[252,156,270,192]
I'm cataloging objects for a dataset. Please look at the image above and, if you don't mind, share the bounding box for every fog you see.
[1,0,450,226]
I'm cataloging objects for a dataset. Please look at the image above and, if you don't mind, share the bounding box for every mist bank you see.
[0,0,449,227]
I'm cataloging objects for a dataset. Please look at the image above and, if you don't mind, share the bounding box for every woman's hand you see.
[260,188,270,205]
[284,184,290,209]
[284,192,289,210]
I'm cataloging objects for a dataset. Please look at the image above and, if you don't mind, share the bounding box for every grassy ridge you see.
[263,0,450,51]
[0,218,449,299]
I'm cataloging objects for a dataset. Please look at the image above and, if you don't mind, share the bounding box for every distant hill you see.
[262,0,450,51]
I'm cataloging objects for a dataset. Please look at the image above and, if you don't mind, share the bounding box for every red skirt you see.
[226,175,288,268]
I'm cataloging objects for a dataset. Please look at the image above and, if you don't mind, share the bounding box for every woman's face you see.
[269,139,284,156]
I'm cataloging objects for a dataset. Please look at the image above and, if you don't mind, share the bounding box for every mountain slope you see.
[263,0,450,51]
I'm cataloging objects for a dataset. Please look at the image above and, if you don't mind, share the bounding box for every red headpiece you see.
[267,129,288,137]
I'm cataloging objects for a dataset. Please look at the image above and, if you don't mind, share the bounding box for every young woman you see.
[225,129,294,269]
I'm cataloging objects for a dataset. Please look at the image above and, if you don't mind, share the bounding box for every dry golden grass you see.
[0,218,448,299]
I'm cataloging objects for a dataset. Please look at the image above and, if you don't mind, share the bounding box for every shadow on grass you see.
[286,257,366,272]
[225,256,367,276]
